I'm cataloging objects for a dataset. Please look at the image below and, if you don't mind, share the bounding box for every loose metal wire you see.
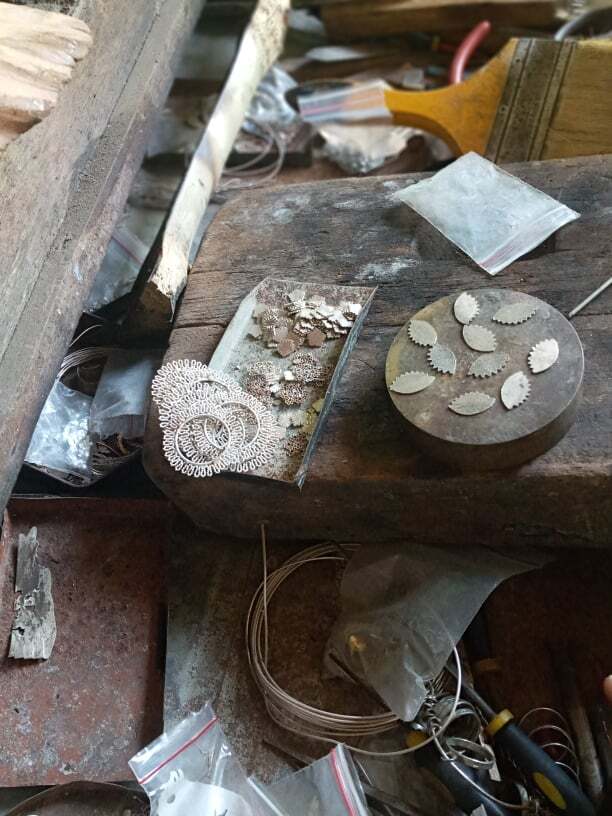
[245,540,464,757]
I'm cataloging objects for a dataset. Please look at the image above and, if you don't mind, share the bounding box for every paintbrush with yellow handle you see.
[385,36,612,161]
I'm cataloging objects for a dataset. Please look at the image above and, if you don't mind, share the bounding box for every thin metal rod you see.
[569,275,612,318]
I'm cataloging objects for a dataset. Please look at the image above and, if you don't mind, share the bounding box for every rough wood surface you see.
[0,2,92,150]
[0,0,205,515]
[322,0,556,39]
[144,156,612,547]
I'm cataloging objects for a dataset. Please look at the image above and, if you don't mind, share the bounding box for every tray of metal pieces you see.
[207,276,376,485]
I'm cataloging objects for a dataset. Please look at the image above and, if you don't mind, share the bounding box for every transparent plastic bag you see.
[251,745,370,816]
[393,152,579,275]
[317,122,413,174]
[25,380,92,477]
[248,65,298,132]
[89,349,161,441]
[85,224,148,311]
[326,542,546,721]
[129,705,263,816]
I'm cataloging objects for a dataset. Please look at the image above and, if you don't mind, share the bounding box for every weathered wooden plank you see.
[322,0,556,39]
[144,156,612,547]
[0,0,206,513]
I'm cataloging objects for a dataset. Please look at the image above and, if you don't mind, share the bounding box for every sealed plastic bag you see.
[89,349,161,441]
[130,705,263,816]
[393,152,579,275]
[25,380,92,477]
[326,542,545,721]
[251,745,370,816]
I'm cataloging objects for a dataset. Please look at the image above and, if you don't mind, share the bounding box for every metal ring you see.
[443,736,496,769]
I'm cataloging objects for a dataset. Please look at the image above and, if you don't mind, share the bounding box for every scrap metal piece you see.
[501,372,531,409]
[9,527,56,660]
[528,339,559,373]
[468,352,510,379]
[4,781,149,816]
[463,324,497,352]
[493,302,538,325]
[427,344,457,375]
[390,371,435,395]
[408,319,437,347]
[454,292,479,325]
[449,392,496,416]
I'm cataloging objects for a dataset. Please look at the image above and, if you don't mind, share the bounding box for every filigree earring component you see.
[152,360,282,478]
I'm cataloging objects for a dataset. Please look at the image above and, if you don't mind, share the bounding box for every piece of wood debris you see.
[0,2,92,151]
[124,0,289,336]
[9,527,57,660]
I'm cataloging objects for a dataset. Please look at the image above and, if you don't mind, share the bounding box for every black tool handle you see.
[494,721,596,816]
[416,744,512,816]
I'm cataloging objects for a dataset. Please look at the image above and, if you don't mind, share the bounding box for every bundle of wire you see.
[245,541,463,757]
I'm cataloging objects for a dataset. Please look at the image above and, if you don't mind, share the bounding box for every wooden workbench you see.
[144,155,612,548]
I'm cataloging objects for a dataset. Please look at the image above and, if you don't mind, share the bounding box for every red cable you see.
[449,20,492,85]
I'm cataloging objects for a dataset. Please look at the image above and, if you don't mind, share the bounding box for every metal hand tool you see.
[446,665,596,816]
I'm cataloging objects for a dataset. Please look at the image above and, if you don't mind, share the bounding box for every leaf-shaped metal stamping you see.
[408,319,437,347]
[501,372,531,409]
[468,352,509,379]
[463,324,497,352]
[449,392,496,416]
[454,292,479,325]
[528,339,559,374]
[427,344,456,375]
[390,371,435,394]
[492,302,538,325]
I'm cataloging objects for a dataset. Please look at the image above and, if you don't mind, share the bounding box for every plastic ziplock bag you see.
[129,705,263,816]
[317,122,414,174]
[393,152,579,275]
[247,65,298,133]
[89,349,162,441]
[85,223,148,311]
[250,745,370,816]
[325,542,546,721]
[25,380,92,477]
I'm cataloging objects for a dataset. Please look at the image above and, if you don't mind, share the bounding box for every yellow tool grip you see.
[485,708,514,738]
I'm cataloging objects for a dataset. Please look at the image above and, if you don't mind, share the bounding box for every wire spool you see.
[246,541,466,757]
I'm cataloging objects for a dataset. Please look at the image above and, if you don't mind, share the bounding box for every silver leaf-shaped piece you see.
[463,324,497,352]
[449,392,496,416]
[528,339,559,374]
[501,371,531,409]
[453,292,479,325]
[427,344,457,375]
[390,371,435,394]
[408,319,437,347]
[492,302,538,325]
[468,352,509,379]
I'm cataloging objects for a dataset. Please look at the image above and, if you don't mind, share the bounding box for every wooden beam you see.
[0,0,206,514]
[322,0,557,40]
